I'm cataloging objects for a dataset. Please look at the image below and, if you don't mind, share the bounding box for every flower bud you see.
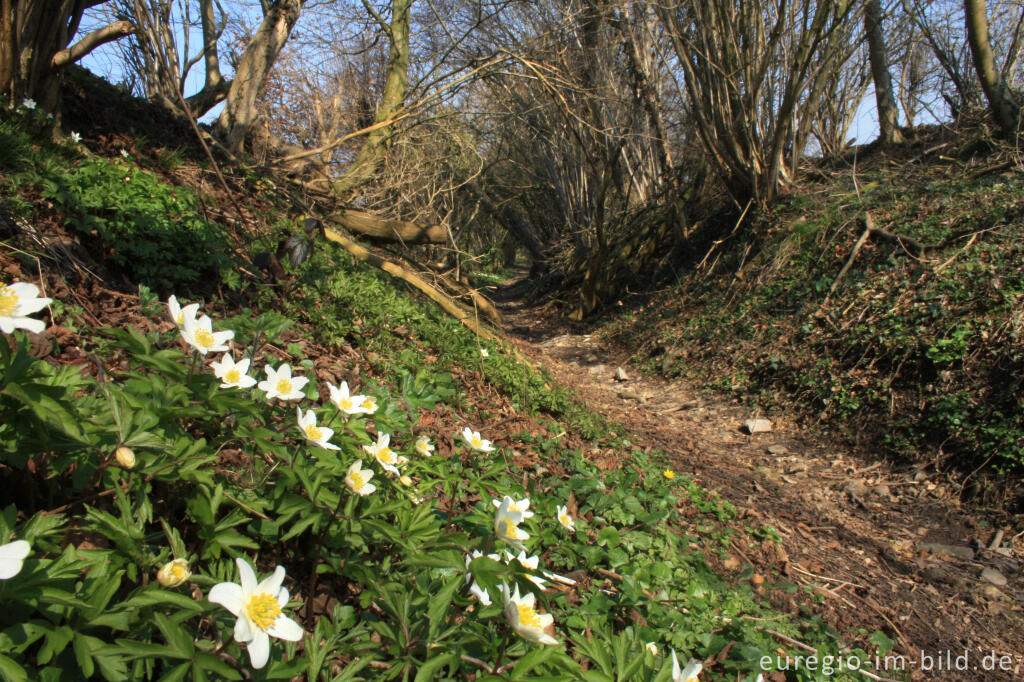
[156,558,191,587]
[115,446,136,469]
[399,475,413,487]
[645,642,658,656]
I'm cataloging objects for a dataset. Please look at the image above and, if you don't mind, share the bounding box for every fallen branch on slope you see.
[320,225,498,341]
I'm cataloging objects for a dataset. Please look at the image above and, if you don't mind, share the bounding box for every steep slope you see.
[0,74,918,681]
[602,128,1024,496]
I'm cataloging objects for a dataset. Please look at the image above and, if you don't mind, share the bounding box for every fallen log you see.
[320,225,498,341]
[326,207,448,244]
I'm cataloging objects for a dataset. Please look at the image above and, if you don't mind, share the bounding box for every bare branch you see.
[51,20,136,69]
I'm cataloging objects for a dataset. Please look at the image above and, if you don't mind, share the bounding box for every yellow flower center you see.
[245,592,282,630]
[377,447,395,464]
[499,518,520,538]
[516,602,544,629]
[193,328,215,348]
[361,397,376,410]
[559,513,571,526]
[276,378,293,395]
[339,397,354,410]
[349,470,365,489]
[471,436,483,448]
[175,311,184,324]
[171,563,186,579]
[305,423,323,441]
[225,368,240,383]
[0,287,19,317]
[510,501,525,512]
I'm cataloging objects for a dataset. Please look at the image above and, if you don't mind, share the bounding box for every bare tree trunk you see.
[964,0,1021,133]
[866,0,903,143]
[183,0,228,115]
[213,0,303,152]
[330,0,412,195]
[1,0,133,110]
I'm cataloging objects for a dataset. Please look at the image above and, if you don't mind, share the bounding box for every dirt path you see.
[493,281,1022,681]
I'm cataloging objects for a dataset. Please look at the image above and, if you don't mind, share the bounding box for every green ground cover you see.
[0,104,884,681]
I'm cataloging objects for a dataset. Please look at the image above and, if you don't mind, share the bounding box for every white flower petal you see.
[208,582,244,616]
[256,565,287,597]
[237,558,258,594]
[0,540,30,579]
[234,612,254,643]
[10,316,46,334]
[246,629,271,669]
[266,615,303,642]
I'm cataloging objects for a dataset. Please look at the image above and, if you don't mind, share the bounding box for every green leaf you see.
[71,633,96,678]
[113,640,187,660]
[413,652,456,682]
[427,574,463,641]
[511,646,559,677]
[597,528,620,548]
[0,653,28,682]
[192,652,243,679]
[157,661,191,682]
[152,613,195,657]
[113,586,205,614]
[278,511,321,543]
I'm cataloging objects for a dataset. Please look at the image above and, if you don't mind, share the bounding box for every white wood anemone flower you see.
[258,363,308,401]
[210,353,257,389]
[480,348,489,357]
[493,496,529,550]
[345,460,376,496]
[0,539,31,579]
[363,433,406,476]
[0,281,52,334]
[671,651,703,682]
[356,395,378,415]
[22,98,36,110]
[556,505,575,532]
[181,314,233,355]
[504,550,547,589]
[461,427,494,452]
[327,381,367,415]
[491,496,534,519]
[167,295,200,329]
[414,435,435,457]
[69,131,81,143]
[296,408,339,450]
[208,558,303,670]
[500,583,558,645]
[464,550,501,605]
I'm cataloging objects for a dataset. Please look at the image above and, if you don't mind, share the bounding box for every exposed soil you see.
[493,277,1023,682]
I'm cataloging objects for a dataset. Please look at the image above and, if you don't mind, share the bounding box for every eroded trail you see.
[494,283,1022,681]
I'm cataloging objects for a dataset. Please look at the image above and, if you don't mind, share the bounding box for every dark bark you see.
[1,0,132,111]
[866,0,903,144]
[964,0,1021,133]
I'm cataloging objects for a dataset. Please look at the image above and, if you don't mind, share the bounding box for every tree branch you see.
[51,20,136,69]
